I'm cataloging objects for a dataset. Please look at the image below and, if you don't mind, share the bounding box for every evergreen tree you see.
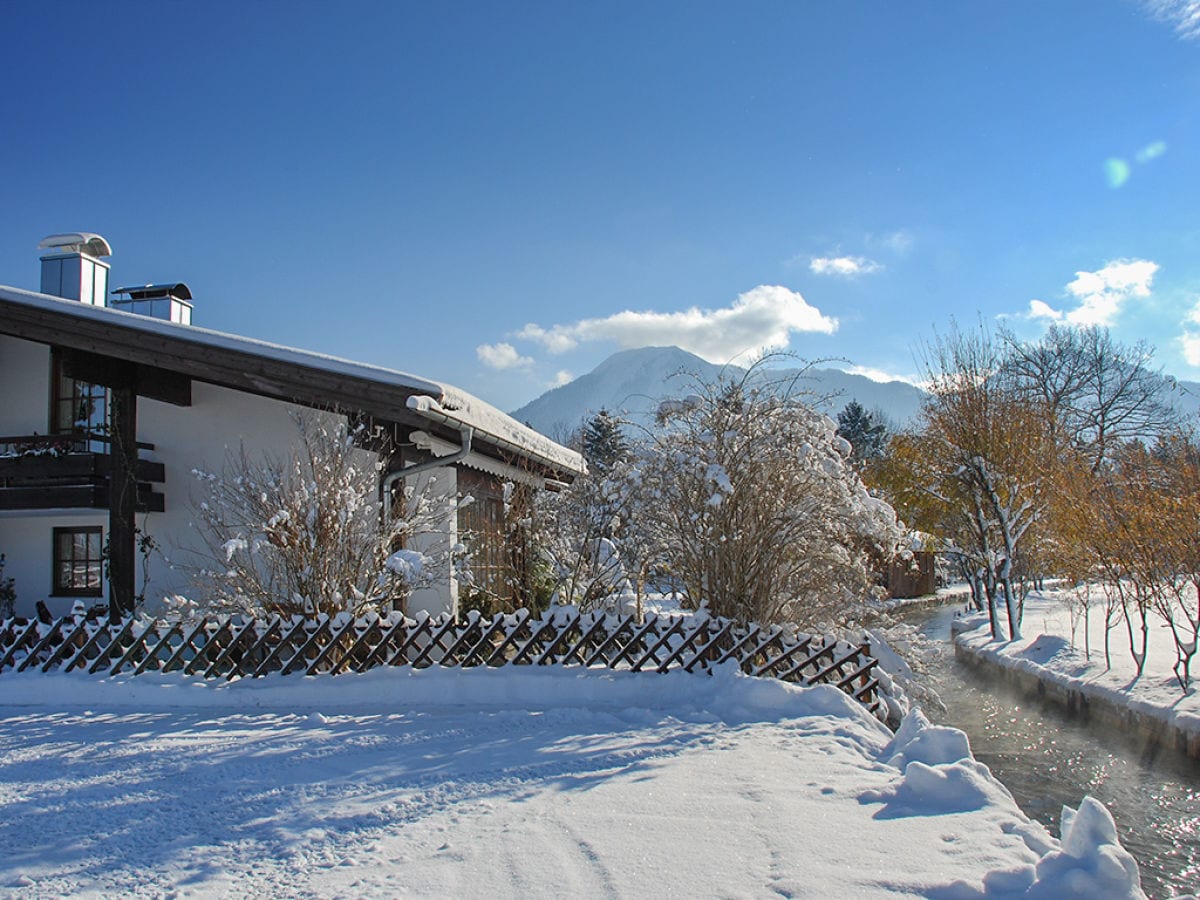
[836,400,887,465]
[581,409,629,473]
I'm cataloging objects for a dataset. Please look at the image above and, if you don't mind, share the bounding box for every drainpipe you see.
[381,425,473,521]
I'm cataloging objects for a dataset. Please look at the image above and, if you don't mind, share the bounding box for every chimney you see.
[111,283,193,325]
[38,233,112,305]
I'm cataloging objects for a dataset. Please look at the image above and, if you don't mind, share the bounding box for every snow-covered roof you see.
[38,232,112,258]
[0,283,585,477]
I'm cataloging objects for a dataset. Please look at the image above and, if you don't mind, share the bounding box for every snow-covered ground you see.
[954,589,1200,747]
[878,585,975,615]
[0,665,1150,898]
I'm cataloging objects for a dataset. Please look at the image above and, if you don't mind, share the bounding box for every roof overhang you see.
[0,284,585,480]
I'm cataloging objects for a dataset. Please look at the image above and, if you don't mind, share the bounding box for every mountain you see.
[1169,378,1200,420]
[510,346,927,439]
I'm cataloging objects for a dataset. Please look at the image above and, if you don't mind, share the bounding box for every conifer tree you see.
[836,400,887,466]
[581,409,629,473]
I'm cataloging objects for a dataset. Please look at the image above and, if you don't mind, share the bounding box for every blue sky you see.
[3,1,1200,411]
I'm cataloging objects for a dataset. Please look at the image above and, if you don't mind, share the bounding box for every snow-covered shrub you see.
[182,412,456,617]
[615,363,902,627]
[532,462,637,612]
[0,554,14,619]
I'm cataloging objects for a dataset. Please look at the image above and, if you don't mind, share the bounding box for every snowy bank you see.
[952,591,1200,760]
[0,661,873,726]
[0,666,1151,898]
[876,584,974,615]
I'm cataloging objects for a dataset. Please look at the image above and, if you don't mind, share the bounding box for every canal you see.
[908,602,1200,898]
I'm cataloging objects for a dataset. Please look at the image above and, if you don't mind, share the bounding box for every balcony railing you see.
[0,433,165,512]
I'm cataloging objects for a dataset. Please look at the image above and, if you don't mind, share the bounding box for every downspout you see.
[381,425,474,521]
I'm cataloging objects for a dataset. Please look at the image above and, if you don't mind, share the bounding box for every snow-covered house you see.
[0,233,584,620]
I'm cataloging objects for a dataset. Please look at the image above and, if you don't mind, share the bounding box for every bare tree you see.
[912,322,1064,639]
[1002,324,1177,472]
[181,412,457,618]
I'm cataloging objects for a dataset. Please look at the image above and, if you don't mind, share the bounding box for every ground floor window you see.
[52,526,103,596]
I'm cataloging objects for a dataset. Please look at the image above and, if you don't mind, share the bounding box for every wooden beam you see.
[60,347,192,407]
[0,485,164,513]
[136,364,191,406]
[0,486,101,510]
[60,347,136,386]
[107,371,138,621]
[0,454,163,483]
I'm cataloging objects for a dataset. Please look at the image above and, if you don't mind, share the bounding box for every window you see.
[50,351,106,448]
[457,470,509,602]
[52,526,103,597]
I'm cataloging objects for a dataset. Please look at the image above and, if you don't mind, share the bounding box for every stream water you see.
[909,602,1200,898]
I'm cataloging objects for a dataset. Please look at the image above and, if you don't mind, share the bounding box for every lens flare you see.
[1105,157,1131,188]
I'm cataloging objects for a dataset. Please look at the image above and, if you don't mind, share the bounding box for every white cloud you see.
[517,285,837,363]
[515,323,579,354]
[1182,333,1200,366]
[476,342,534,370]
[880,230,915,256]
[1061,259,1159,326]
[552,370,573,387]
[1178,299,1200,367]
[809,255,882,277]
[840,365,921,386]
[1020,260,1159,327]
[1144,0,1200,40]
[1028,299,1063,321]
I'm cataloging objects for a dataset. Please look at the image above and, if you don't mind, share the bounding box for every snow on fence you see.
[0,607,890,722]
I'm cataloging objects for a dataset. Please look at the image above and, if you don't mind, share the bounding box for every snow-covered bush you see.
[532,461,637,612]
[615,364,902,627]
[183,412,457,617]
[0,554,14,619]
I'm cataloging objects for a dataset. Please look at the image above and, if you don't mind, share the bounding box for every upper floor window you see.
[50,351,106,449]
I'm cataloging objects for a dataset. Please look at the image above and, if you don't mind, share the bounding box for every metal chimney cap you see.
[38,232,113,258]
[113,282,193,301]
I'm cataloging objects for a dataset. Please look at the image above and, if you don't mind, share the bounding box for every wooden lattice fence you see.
[0,607,890,722]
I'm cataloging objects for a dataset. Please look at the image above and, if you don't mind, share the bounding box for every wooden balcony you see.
[0,434,165,512]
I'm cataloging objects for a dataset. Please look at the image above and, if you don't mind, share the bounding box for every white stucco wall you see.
[0,335,459,619]
[0,335,52,435]
[135,382,315,604]
[0,509,109,617]
[0,336,91,615]
[403,466,459,619]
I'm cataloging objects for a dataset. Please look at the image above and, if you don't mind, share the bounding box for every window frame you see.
[52,525,104,598]
[49,350,107,445]
[457,469,509,602]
